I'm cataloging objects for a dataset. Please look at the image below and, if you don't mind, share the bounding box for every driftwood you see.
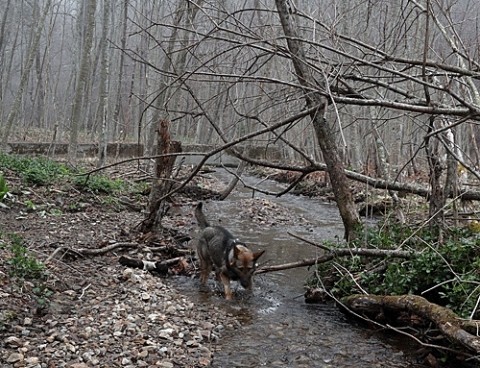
[218,160,246,200]
[342,294,480,357]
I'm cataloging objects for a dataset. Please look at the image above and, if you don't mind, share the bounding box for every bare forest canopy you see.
[1,0,480,180]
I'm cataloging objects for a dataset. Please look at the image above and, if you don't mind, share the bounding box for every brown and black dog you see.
[195,202,265,300]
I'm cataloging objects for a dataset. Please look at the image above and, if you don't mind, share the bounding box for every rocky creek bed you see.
[0,162,312,368]
[0,160,425,368]
[0,164,248,367]
[0,205,241,368]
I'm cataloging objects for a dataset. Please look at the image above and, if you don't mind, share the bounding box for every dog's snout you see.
[240,277,252,289]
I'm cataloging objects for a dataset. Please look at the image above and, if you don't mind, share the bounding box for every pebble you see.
[7,352,24,363]
[4,336,22,347]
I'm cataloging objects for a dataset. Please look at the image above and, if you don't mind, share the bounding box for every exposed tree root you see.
[342,294,480,357]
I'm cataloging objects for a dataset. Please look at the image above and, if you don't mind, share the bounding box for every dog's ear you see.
[233,244,241,258]
[230,245,241,266]
[253,250,265,262]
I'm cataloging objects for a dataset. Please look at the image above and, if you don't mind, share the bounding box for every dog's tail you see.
[195,202,210,229]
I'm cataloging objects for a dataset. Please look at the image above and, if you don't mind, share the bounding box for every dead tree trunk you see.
[140,119,181,233]
[274,0,361,241]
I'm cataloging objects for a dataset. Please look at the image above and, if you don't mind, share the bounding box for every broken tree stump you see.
[140,119,182,233]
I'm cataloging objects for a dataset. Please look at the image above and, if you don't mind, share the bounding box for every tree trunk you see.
[425,117,445,229]
[140,119,182,234]
[68,0,97,164]
[111,0,128,141]
[274,0,361,240]
[0,0,53,151]
[342,294,480,356]
[96,0,111,168]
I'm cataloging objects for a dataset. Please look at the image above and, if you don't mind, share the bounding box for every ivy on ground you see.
[309,222,480,319]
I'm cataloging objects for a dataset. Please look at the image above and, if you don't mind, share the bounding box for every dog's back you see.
[195,202,236,270]
[194,202,264,299]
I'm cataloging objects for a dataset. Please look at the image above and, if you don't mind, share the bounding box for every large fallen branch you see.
[255,247,414,274]
[342,294,480,356]
[45,242,138,263]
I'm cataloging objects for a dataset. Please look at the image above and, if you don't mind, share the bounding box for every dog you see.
[194,202,265,300]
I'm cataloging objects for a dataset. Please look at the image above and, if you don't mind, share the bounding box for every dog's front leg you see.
[219,273,233,300]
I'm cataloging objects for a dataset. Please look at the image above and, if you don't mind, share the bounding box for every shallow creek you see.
[173,170,420,367]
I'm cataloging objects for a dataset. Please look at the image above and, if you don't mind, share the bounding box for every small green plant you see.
[308,222,480,318]
[0,174,9,200]
[24,200,36,211]
[0,310,17,332]
[7,234,45,279]
[33,285,53,310]
[74,174,125,194]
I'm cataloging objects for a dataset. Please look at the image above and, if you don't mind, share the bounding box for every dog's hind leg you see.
[199,261,212,288]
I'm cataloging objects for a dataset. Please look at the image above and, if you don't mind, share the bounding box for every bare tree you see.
[273,0,361,240]
[96,0,111,167]
[1,0,53,151]
[68,0,97,164]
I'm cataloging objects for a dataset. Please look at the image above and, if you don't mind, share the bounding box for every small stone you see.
[65,343,76,353]
[23,317,33,325]
[138,349,148,359]
[121,357,131,365]
[141,292,151,301]
[165,305,176,314]
[7,352,24,363]
[63,289,76,297]
[199,357,211,366]
[4,336,22,347]
[157,362,174,368]
[25,357,40,364]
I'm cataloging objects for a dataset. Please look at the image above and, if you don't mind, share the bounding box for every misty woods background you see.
[1,0,480,231]
[4,2,480,358]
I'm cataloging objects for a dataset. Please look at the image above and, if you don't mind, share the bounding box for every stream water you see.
[173,170,421,367]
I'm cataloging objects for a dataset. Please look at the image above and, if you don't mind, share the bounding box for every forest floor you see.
[0,161,300,368]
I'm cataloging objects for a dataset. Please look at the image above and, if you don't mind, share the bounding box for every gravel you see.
[1,267,238,368]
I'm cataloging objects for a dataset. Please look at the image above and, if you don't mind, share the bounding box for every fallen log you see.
[342,294,480,356]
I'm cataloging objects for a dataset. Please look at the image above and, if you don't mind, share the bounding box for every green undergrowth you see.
[0,152,71,185]
[73,173,126,194]
[0,232,52,326]
[2,233,46,279]
[0,152,142,198]
[308,222,480,319]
